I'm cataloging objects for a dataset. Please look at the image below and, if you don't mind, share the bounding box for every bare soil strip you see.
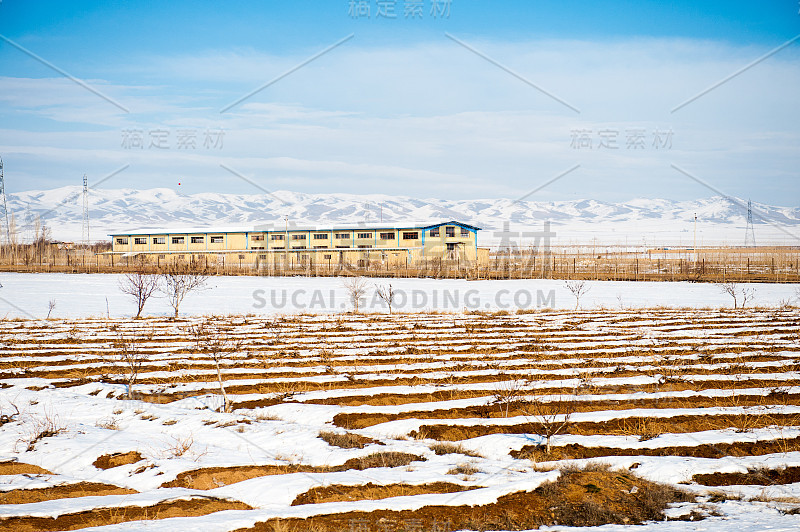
[0,462,50,475]
[693,465,800,486]
[411,413,800,441]
[511,436,800,461]
[291,482,479,506]
[0,496,252,532]
[161,452,426,490]
[0,482,137,505]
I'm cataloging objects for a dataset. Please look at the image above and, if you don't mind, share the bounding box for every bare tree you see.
[120,258,159,318]
[46,299,56,319]
[720,282,756,309]
[159,262,208,318]
[375,283,396,314]
[342,276,369,313]
[190,318,242,413]
[113,330,150,399]
[564,280,589,310]
[521,388,579,456]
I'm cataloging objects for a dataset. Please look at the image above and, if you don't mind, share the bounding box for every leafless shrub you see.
[0,401,20,426]
[46,299,56,319]
[342,276,368,313]
[374,283,396,314]
[190,318,243,413]
[521,388,579,456]
[20,411,66,452]
[492,379,528,417]
[564,280,590,310]
[159,262,209,318]
[119,261,159,318]
[96,417,121,430]
[162,434,207,460]
[113,330,151,399]
[719,282,756,309]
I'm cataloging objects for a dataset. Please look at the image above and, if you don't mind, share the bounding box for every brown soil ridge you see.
[333,393,800,429]
[0,461,51,475]
[0,482,137,505]
[234,467,692,531]
[93,451,144,470]
[161,452,426,490]
[291,481,479,506]
[0,496,251,532]
[693,465,800,486]
[411,412,800,441]
[511,436,800,461]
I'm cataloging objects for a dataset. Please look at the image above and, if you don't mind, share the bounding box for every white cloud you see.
[1,37,797,203]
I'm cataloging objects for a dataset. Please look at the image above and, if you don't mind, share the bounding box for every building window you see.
[172,237,185,245]
[429,228,439,237]
[252,246,264,250]
[116,237,128,245]
[446,226,455,237]
[380,232,395,240]
[335,233,350,239]
[238,254,245,260]
[323,254,332,259]
[402,232,419,240]
[461,228,470,236]
[314,245,326,249]
[158,254,166,259]
[335,245,349,249]
[357,232,372,239]
[358,244,373,249]
[134,237,146,245]
[259,254,267,260]
[252,234,264,241]
[210,236,224,243]
[191,236,204,244]
[313,233,328,240]
[292,245,306,249]
[291,234,306,240]
[271,234,284,241]
[273,246,285,250]
[153,237,165,245]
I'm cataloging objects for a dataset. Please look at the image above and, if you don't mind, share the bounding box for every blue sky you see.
[0,0,798,204]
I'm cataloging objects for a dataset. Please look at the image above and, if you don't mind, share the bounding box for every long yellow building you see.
[108,221,484,267]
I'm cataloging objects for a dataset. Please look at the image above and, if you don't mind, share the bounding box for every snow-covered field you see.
[0,272,798,320]
[0,308,799,530]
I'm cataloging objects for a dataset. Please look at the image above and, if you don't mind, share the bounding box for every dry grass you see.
[429,442,482,458]
[318,430,379,449]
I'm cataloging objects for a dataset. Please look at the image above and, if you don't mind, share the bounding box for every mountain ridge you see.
[6,186,799,246]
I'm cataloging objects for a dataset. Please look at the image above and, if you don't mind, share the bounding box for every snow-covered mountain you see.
[6,186,800,247]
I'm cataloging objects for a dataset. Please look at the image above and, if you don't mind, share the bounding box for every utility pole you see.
[693,213,697,263]
[0,156,10,245]
[284,214,289,270]
[82,174,89,247]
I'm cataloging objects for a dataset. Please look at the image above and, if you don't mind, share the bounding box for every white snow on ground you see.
[0,307,798,531]
[1,272,798,319]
